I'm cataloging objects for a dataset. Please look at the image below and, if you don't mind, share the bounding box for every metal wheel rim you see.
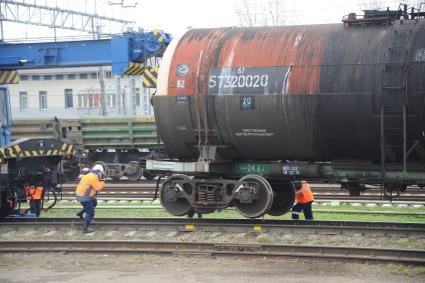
[160,174,192,216]
[125,161,143,181]
[235,174,274,218]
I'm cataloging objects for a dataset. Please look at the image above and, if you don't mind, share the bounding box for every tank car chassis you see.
[147,158,425,218]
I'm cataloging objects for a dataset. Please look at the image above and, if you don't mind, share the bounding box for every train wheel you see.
[142,170,156,180]
[160,174,192,216]
[125,161,143,181]
[268,182,295,216]
[65,166,81,181]
[234,175,274,218]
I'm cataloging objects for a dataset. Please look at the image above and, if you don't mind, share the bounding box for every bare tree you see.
[407,0,425,10]
[235,0,288,27]
[359,0,425,12]
[358,0,385,11]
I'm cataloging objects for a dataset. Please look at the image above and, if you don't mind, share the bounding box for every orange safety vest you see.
[75,172,105,202]
[25,186,44,200]
[295,181,314,204]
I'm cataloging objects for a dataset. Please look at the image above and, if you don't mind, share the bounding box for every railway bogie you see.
[159,173,293,218]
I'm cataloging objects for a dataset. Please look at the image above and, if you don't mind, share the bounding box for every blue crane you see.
[0,29,172,217]
[0,29,172,145]
[0,30,172,74]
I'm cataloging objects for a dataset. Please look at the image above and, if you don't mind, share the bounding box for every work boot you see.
[76,210,84,219]
[82,222,95,233]
[82,226,95,233]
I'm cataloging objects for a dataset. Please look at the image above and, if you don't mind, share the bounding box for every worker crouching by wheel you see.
[291,180,314,220]
[75,164,105,233]
[24,182,44,217]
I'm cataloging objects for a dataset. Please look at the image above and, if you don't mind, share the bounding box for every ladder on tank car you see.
[379,23,413,198]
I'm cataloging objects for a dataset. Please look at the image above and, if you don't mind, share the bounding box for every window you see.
[78,93,84,108]
[19,91,28,111]
[39,91,48,110]
[44,75,52,80]
[90,72,98,79]
[135,88,140,106]
[67,74,76,80]
[65,89,73,108]
[107,93,116,107]
[88,94,101,108]
[20,75,29,81]
[32,75,40,81]
[79,73,88,79]
[105,71,112,78]
[78,90,101,108]
[56,74,64,80]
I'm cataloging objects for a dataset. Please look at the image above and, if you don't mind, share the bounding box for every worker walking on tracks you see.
[291,180,314,220]
[75,164,105,233]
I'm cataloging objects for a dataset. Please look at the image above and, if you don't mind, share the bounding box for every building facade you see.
[9,66,154,118]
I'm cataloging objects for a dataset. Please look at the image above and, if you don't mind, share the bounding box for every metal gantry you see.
[0,0,134,36]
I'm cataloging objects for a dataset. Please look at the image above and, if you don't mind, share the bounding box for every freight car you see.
[12,116,161,181]
[147,6,425,218]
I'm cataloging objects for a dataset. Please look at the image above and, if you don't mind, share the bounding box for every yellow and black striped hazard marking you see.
[0,69,19,84]
[143,65,159,88]
[0,143,75,160]
[152,29,165,43]
[123,62,146,76]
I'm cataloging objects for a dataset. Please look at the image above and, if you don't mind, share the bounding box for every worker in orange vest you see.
[75,164,105,233]
[291,180,314,220]
[25,183,44,217]
[76,168,92,219]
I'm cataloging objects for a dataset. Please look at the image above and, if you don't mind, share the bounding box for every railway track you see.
[57,183,425,202]
[1,240,424,265]
[1,218,425,264]
[2,218,425,237]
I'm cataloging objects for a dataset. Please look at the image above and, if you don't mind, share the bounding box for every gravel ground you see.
[0,253,424,283]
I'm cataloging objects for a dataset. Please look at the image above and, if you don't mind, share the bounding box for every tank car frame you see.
[147,158,425,218]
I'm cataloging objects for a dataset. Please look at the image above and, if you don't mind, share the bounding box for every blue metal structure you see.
[0,29,172,217]
[0,87,11,146]
[0,29,172,146]
[0,30,172,74]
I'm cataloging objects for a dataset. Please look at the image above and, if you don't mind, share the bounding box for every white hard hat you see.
[92,164,104,174]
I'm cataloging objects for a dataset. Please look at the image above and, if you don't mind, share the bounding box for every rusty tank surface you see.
[149,10,425,219]
[153,20,425,163]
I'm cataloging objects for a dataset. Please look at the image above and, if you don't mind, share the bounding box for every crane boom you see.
[0,30,172,76]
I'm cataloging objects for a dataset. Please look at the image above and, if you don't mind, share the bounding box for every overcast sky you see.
[0,0,411,40]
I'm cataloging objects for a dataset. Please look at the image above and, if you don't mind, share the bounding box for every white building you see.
[9,66,155,118]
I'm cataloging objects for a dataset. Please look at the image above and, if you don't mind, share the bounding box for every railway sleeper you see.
[159,174,295,218]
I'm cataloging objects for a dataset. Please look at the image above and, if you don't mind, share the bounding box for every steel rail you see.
[0,240,424,265]
[56,186,425,202]
[44,197,425,206]
[38,206,425,216]
[2,218,425,237]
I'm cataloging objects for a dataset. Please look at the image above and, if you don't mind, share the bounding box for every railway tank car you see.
[148,9,425,218]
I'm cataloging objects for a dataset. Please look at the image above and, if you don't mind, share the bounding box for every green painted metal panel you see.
[80,115,161,150]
